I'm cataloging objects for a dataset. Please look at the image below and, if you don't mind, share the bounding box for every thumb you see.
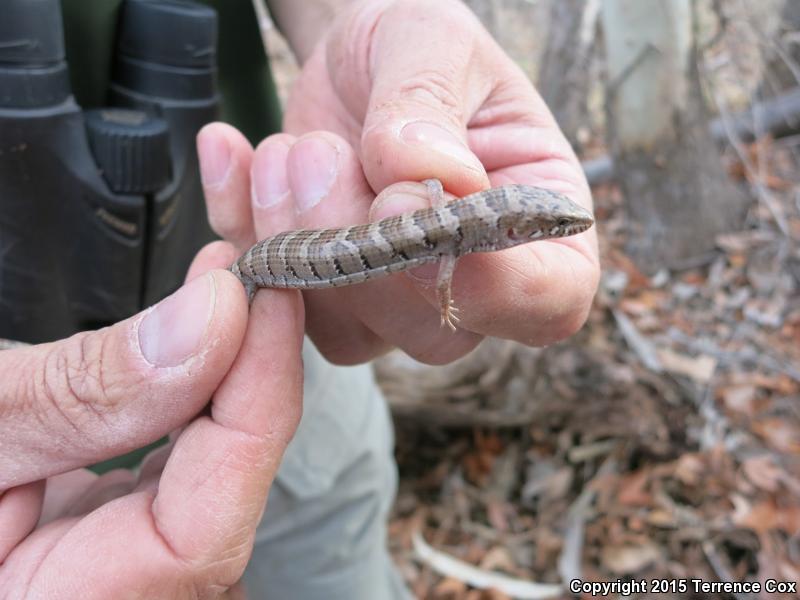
[0,269,248,490]
[351,0,494,194]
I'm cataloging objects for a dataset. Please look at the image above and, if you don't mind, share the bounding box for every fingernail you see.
[252,141,290,208]
[401,121,480,169]
[371,192,430,221]
[138,273,215,367]
[287,136,338,212]
[197,129,231,187]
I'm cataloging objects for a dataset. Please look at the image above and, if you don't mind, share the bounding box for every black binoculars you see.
[0,0,219,342]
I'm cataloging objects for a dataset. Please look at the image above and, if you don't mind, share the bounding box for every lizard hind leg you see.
[423,178,461,331]
[436,253,460,332]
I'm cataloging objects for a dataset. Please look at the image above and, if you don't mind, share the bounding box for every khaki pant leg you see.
[242,340,411,600]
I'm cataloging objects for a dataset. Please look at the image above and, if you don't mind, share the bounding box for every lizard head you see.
[505,185,594,242]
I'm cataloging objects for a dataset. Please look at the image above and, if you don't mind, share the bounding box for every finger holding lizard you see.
[279,0,599,361]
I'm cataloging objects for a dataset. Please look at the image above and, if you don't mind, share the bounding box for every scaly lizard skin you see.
[231,179,594,329]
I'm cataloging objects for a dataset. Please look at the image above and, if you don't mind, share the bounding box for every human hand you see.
[199,0,599,366]
[0,249,304,598]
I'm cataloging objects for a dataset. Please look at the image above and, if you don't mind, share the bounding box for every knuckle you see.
[1,353,40,420]
[207,208,247,243]
[36,331,125,428]
[396,71,464,117]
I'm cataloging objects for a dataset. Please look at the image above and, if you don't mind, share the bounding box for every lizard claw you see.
[440,301,461,332]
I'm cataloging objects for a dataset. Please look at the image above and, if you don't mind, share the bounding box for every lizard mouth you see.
[560,218,594,237]
[509,228,544,241]
[510,219,593,241]
[564,222,590,235]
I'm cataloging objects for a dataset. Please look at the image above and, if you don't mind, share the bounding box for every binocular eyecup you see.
[0,0,220,342]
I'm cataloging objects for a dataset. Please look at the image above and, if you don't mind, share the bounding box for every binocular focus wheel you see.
[85,108,171,195]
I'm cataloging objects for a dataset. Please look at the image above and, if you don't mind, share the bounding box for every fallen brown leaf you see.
[742,455,784,493]
[432,576,467,600]
[719,384,758,415]
[752,418,800,454]
[602,541,661,575]
[734,499,800,535]
[656,348,717,382]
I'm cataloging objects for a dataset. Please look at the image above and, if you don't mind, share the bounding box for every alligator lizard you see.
[231,179,593,330]
[0,180,593,347]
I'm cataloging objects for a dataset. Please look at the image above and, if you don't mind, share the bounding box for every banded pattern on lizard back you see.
[230,182,594,329]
